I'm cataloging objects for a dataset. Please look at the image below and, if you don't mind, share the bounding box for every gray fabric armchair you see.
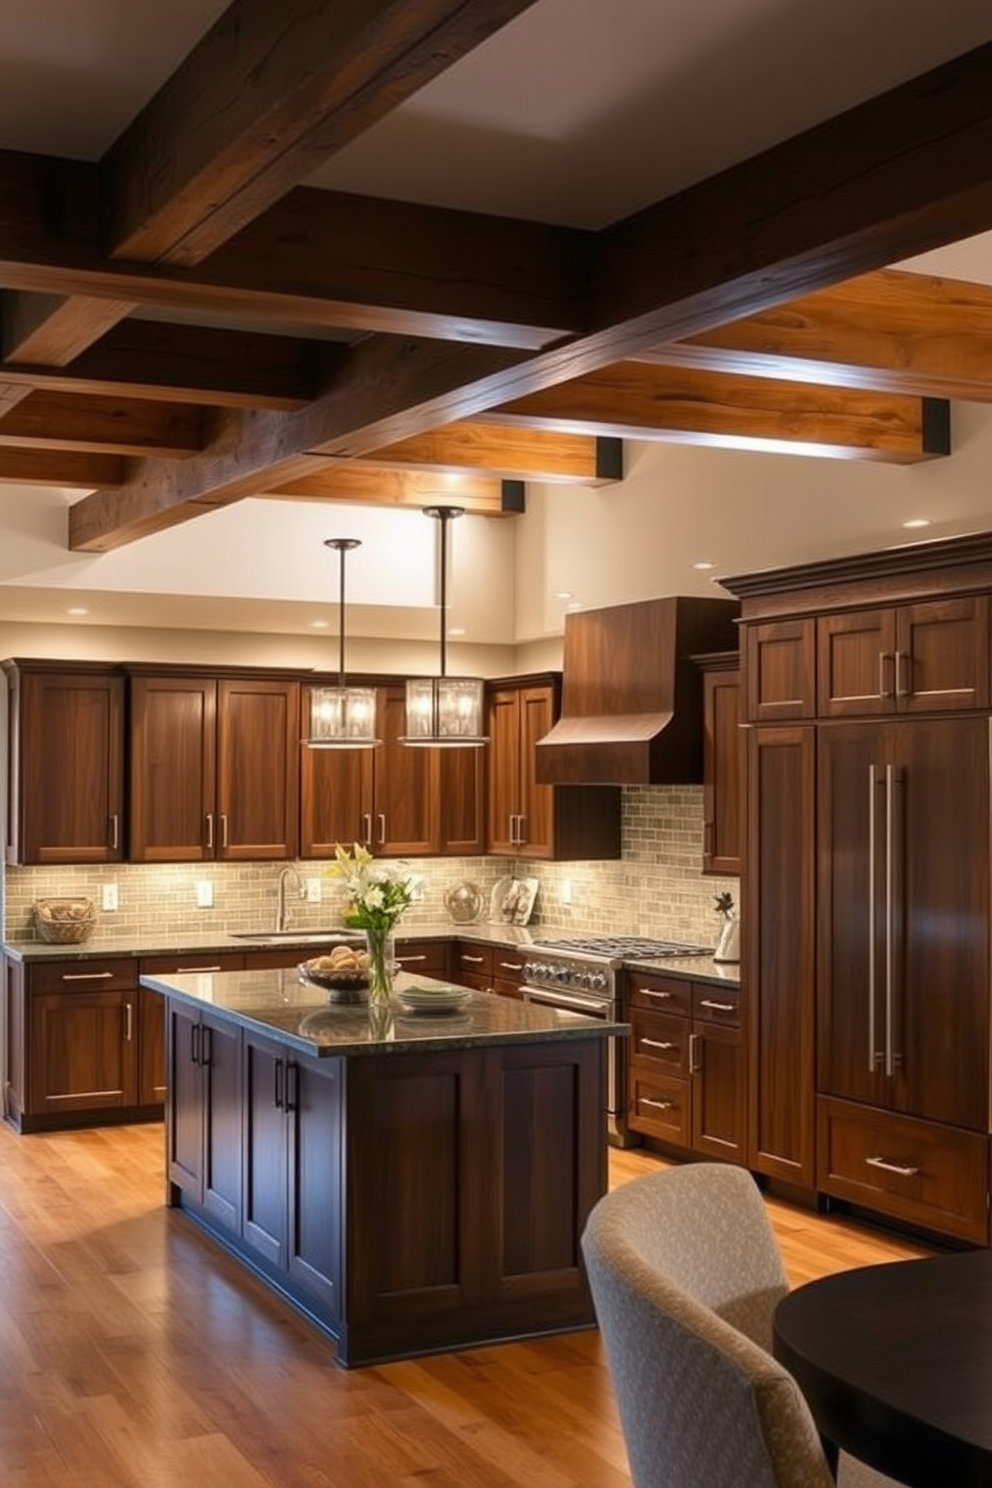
[580,1163,903,1488]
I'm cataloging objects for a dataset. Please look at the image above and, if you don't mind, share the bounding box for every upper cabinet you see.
[695,651,742,876]
[4,661,124,866]
[129,671,300,862]
[817,596,990,718]
[743,619,816,722]
[300,681,484,860]
[486,676,620,860]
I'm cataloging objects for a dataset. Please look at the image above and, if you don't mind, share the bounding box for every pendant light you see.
[402,505,488,747]
[303,538,380,749]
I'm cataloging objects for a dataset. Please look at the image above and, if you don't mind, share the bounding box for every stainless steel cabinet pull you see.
[885,762,895,1077]
[641,1096,674,1111]
[641,1037,676,1051]
[378,813,386,847]
[220,814,229,847]
[517,814,526,844]
[499,960,523,972]
[699,999,735,1012]
[362,813,373,846]
[689,1032,701,1073]
[640,988,671,1001]
[109,813,119,850]
[125,1001,133,1042]
[868,763,878,1073]
[61,970,114,981]
[461,954,485,964]
[173,964,222,974]
[205,813,214,850]
[397,954,426,964]
[878,651,890,699]
[865,1155,920,1178]
[894,649,909,698]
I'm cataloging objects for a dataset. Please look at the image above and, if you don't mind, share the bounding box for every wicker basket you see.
[34,897,97,944]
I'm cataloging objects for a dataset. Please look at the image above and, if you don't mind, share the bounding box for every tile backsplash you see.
[3,786,738,948]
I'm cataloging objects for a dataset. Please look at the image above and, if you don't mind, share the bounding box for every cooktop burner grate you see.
[534,935,713,959]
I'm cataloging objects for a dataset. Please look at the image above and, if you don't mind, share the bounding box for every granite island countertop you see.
[139,965,628,1057]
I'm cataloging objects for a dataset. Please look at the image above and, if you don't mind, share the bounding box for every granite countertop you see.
[1,919,740,985]
[138,966,626,1057]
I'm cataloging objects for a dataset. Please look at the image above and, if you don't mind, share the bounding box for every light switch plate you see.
[101,883,119,912]
[306,877,322,903]
[196,880,214,908]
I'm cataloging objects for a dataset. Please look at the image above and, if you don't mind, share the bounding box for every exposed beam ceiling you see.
[0,5,991,555]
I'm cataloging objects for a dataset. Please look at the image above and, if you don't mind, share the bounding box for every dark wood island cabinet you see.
[142,965,618,1368]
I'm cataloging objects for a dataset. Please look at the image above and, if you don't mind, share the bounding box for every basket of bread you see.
[34,896,97,944]
[300,943,371,1002]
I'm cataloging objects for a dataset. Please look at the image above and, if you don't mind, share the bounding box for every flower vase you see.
[364,926,396,1006]
[713,913,740,963]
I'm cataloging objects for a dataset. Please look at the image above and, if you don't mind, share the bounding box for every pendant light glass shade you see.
[402,506,488,748]
[303,538,380,750]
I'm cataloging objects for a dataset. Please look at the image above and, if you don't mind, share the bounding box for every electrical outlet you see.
[306,877,322,904]
[101,882,119,912]
[560,878,573,905]
[196,879,214,908]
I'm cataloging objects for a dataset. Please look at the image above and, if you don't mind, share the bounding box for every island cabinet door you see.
[167,1004,241,1232]
[242,1032,290,1268]
[286,1059,342,1319]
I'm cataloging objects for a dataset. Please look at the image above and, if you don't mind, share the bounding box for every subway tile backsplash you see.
[3,786,738,948]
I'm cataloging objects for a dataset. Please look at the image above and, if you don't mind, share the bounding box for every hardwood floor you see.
[0,1123,931,1488]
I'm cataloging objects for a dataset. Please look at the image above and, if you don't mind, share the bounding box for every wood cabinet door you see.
[129,674,217,861]
[691,1020,745,1161]
[744,619,816,722]
[486,687,522,855]
[372,685,437,856]
[28,988,136,1116]
[201,1013,242,1232]
[818,717,990,1132]
[517,686,556,858]
[167,1001,205,1198]
[216,678,300,860]
[138,986,167,1107]
[817,608,897,718]
[242,1031,290,1268]
[896,596,990,713]
[287,1058,342,1316]
[436,743,485,854]
[746,724,816,1186]
[299,700,375,857]
[701,664,742,874]
[13,669,124,864]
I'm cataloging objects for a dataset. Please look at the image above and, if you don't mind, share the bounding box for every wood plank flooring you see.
[0,1124,932,1488]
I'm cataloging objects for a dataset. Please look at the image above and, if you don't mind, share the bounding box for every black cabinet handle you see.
[274,1058,285,1109]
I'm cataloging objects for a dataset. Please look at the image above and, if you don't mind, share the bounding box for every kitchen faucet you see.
[276,865,305,932]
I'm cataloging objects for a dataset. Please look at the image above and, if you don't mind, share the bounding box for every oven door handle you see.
[524,985,609,1017]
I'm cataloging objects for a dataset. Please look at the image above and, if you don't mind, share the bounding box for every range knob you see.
[589,972,608,993]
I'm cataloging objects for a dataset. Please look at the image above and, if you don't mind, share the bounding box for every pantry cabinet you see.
[129,670,300,862]
[4,661,124,865]
[696,651,742,875]
[486,675,620,860]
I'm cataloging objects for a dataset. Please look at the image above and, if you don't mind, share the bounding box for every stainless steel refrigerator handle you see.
[885,762,895,1077]
[868,763,877,1073]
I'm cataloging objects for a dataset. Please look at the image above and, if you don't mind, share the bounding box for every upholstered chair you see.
[580,1163,903,1488]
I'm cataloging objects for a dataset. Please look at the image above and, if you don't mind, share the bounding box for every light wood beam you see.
[265,466,511,515]
[346,423,622,484]
[0,391,202,457]
[488,363,950,463]
[69,39,992,550]
[0,448,125,487]
[641,268,992,401]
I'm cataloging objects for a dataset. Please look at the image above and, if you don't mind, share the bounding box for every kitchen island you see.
[140,963,621,1368]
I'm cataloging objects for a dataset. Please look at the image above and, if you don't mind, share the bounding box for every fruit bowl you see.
[299,949,370,1003]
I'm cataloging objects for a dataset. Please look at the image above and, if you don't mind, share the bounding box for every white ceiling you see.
[2,0,992,645]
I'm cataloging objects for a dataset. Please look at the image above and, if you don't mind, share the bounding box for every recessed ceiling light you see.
[447,626,466,638]
[64,606,89,616]
[310,618,329,628]
[902,518,931,529]
[553,590,574,601]
[692,561,716,571]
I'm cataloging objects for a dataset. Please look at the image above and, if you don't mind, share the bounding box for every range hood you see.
[535,595,739,786]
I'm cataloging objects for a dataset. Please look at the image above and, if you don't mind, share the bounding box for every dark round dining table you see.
[773,1249,992,1488]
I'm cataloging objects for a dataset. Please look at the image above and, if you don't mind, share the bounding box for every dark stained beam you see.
[101,0,544,266]
[2,290,136,364]
[488,363,950,463]
[0,391,202,457]
[69,40,992,550]
[0,319,337,410]
[0,447,125,488]
[640,268,992,401]
[350,421,621,484]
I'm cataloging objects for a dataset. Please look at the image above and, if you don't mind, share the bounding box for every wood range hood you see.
[535,596,740,786]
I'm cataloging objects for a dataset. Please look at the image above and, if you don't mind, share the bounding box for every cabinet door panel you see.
[138,986,166,1107]
[486,689,522,855]
[898,596,990,713]
[217,679,300,860]
[242,1034,289,1267]
[29,990,135,1115]
[168,1002,204,1198]
[202,1015,242,1232]
[300,728,374,857]
[518,688,555,858]
[437,745,485,854]
[288,1059,342,1314]
[373,687,436,856]
[817,609,896,718]
[745,620,815,722]
[702,665,742,874]
[691,1022,744,1160]
[129,675,216,862]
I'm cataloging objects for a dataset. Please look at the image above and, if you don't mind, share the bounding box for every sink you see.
[231,930,359,943]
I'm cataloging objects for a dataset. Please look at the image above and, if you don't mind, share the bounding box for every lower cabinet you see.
[166,999,242,1232]
[451,941,495,992]
[3,954,166,1131]
[241,1031,342,1319]
[394,937,450,982]
[626,970,745,1162]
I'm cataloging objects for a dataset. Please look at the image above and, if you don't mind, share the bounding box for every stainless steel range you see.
[522,935,713,1146]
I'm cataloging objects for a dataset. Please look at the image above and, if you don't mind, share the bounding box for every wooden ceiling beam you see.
[640,268,992,401]
[0,319,335,410]
[69,39,992,550]
[265,466,512,516]
[351,423,622,484]
[489,363,950,463]
[0,447,125,488]
[0,391,202,457]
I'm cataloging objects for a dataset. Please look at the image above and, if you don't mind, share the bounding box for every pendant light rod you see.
[423,504,462,677]
[325,536,360,686]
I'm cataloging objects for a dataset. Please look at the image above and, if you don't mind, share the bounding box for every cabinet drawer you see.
[629,1008,688,1073]
[626,971,691,1017]
[395,939,450,980]
[629,1072,690,1145]
[28,958,137,995]
[141,952,245,976]
[452,943,494,984]
[817,1097,990,1245]
[692,984,740,1026]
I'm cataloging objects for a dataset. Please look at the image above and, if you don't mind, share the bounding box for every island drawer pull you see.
[699,999,736,1012]
[461,954,485,964]
[865,1155,920,1178]
[173,964,223,973]
[61,970,114,981]
[641,1096,675,1111]
[640,1037,676,1051]
[499,960,524,972]
[397,954,426,963]
[638,988,671,1000]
